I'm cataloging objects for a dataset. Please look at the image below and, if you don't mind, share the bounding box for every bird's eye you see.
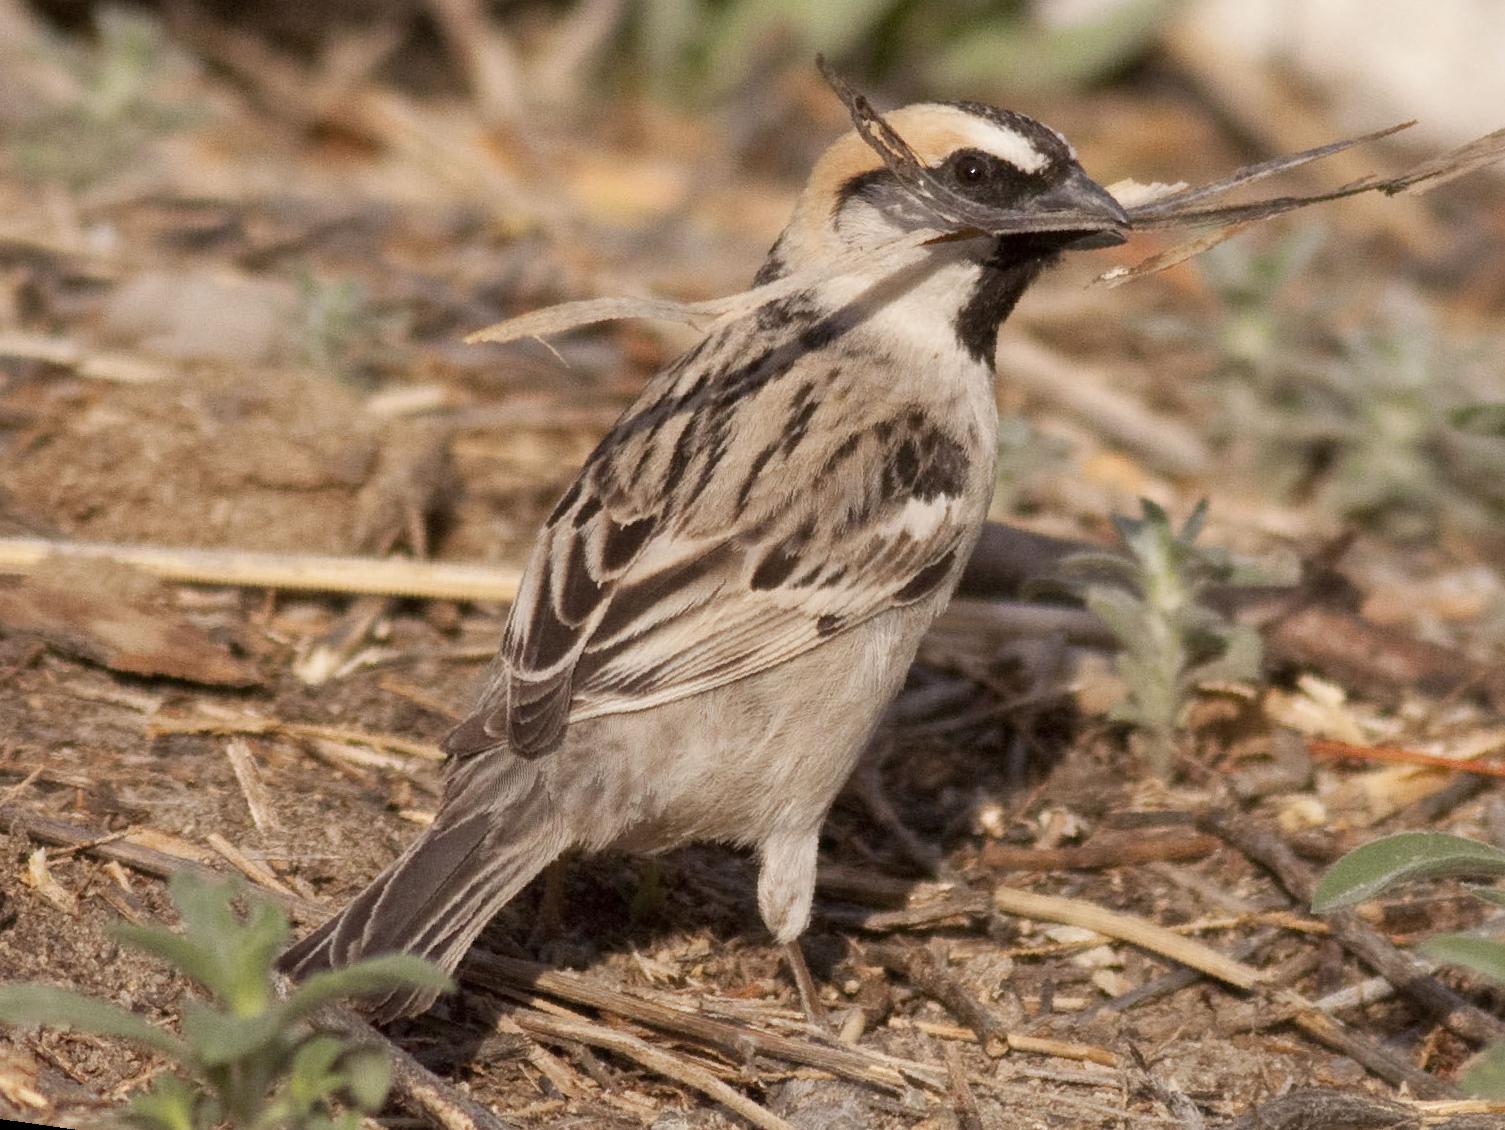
[955,155,987,185]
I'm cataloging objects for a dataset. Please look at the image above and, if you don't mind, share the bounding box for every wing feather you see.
[443,324,983,760]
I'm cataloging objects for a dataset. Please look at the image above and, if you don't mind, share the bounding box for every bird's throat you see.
[952,255,1050,364]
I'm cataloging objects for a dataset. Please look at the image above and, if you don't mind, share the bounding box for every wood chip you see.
[0,559,259,687]
[224,739,280,833]
[22,848,78,915]
[205,833,295,897]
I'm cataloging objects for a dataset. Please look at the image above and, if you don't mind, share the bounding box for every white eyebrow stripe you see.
[950,111,1051,173]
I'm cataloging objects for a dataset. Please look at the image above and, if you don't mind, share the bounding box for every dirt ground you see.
[2,3,1505,1128]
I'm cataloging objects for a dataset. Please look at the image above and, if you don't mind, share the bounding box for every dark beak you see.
[1029,167,1130,248]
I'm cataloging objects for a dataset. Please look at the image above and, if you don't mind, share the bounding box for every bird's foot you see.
[784,939,829,1028]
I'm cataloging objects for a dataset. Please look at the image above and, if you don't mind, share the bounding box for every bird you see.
[280,96,1128,1022]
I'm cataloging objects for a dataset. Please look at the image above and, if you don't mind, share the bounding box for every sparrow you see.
[281,97,1128,1021]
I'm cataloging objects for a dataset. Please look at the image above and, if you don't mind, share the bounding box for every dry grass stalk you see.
[223,738,280,834]
[462,950,943,1092]
[490,1015,593,1101]
[888,1017,1116,1068]
[149,711,444,763]
[992,884,1261,990]
[0,331,169,383]
[0,803,1455,1109]
[0,536,520,603]
[205,832,294,897]
[509,1006,796,1130]
[943,1041,984,1130]
[1309,736,1505,779]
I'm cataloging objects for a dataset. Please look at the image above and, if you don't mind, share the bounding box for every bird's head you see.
[777,100,1128,271]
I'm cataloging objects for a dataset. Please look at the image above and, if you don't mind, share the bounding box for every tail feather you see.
[280,771,564,1021]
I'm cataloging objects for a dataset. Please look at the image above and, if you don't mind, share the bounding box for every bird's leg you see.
[758,828,829,1026]
[783,939,828,1026]
[528,858,568,946]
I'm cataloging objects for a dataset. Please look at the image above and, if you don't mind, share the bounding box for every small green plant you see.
[1154,228,1505,540]
[628,0,1174,100]
[9,7,199,187]
[990,415,1068,517]
[0,872,451,1129]
[1058,499,1264,777]
[1314,831,1505,1097]
[296,272,387,383]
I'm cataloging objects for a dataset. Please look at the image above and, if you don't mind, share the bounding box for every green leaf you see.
[1313,832,1505,912]
[1049,550,1139,584]
[1419,933,1505,986]
[1452,403,1505,436]
[179,1001,285,1067]
[113,924,224,993]
[281,1034,349,1114]
[123,1074,203,1130]
[307,1114,363,1130]
[1085,586,1149,645]
[221,898,291,1015]
[1179,498,1210,543]
[1186,623,1263,686]
[0,984,186,1059]
[1115,651,1179,729]
[341,1047,392,1112]
[1460,1042,1505,1099]
[282,954,452,1022]
[146,873,288,1014]
[1469,885,1505,909]
[169,872,245,945]
[927,0,1173,94]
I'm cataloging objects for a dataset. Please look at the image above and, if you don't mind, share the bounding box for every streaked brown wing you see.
[444,338,977,760]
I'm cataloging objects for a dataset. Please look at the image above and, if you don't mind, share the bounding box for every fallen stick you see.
[992,884,1259,991]
[0,806,324,918]
[868,943,1118,1067]
[943,1042,985,1130]
[1308,737,1505,779]
[980,830,1220,872]
[866,943,1016,1058]
[1225,1087,1505,1130]
[148,711,445,763]
[0,536,521,603]
[821,893,991,933]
